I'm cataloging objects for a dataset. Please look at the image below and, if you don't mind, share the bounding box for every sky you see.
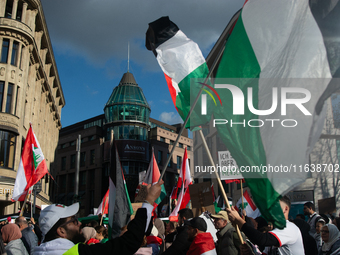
[40,0,243,128]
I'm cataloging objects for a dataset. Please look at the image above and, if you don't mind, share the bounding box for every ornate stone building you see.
[0,0,64,214]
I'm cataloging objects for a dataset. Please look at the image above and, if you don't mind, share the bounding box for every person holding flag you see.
[33,180,164,255]
[226,196,304,255]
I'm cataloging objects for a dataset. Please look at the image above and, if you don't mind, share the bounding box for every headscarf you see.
[322,224,340,252]
[1,223,22,243]
[82,227,97,243]
[154,218,165,238]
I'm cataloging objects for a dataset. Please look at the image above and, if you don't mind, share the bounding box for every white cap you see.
[39,203,79,238]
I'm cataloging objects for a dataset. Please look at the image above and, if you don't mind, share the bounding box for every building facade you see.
[0,0,65,214]
[51,71,192,216]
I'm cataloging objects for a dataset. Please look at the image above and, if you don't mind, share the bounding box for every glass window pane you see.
[11,41,19,66]
[6,83,13,113]
[1,39,9,63]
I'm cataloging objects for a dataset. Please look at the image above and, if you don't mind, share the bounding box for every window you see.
[187,146,191,151]
[61,157,66,171]
[0,82,4,111]
[0,130,16,169]
[158,151,163,165]
[90,150,95,165]
[11,41,19,66]
[179,143,183,148]
[5,0,13,18]
[167,153,172,167]
[6,83,13,113]
[14,86,18,115]
[160,137,165,142]
[70,141,75,146]
[1,39,9,63]
[80,152,86,167]
[177,156,182,169]
[70,154,76,169]
[170,140,174,145]
[16,2,23,21]
[80,171,86,186]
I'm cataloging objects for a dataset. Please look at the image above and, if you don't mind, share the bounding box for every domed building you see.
[52,70,193,216]
[104,71,151,195]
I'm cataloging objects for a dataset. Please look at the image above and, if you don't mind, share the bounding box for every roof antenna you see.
[127,42,130,72]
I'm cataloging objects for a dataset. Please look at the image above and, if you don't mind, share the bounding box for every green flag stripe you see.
[215,12,285,229]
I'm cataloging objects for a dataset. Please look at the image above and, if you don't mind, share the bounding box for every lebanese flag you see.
[146,16,211,129]
[224,179,244,185]
[187,232,217,255]
[12,125,49,201]
[169,148,192,221]
[235,190,261,219]
[96,188,109,215]
[142,148,166,209]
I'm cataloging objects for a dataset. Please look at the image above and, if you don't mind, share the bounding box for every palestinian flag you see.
[96,188,109,215]
[213,0,337,229]
[146,16,212,129]
[142,148,166,212]
[109,142,133,238]
[12,125,49,201]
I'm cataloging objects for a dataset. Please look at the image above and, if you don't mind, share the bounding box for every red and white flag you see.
[96,188,109,215]
[169,148,192,221]
[12,125,49,201]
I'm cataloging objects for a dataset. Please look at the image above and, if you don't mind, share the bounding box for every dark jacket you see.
[34,207,148,255]
[215,223,245,255]
[21,227,38,255]
[162,225,192,255]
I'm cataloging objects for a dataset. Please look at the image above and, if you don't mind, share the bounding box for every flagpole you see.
[19,191,30,216]
[159,41,228,182]
[198,130,244,243]
[240,181,245,219]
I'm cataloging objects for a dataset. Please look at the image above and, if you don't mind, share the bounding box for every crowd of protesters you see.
[0,183,339,255]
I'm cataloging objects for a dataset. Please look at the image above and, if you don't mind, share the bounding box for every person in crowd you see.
[15,216,39,254]
[86,221,99,228]
[315,219,326,251]
[185,217,216,255]
[304,202,322,236]
[146,226,162,255]
[227,196,305,254]
[0,233,6,255]
[332,217,340,231]
[162,208,193,255]
[81,227,100,245]
[319,224,340,255]
[293,218,318,255]
[211,210,245,255]
[296,214,306,221]
[33,180,163,255]
[164,222,178,249]
[1,223,28,255]
[154,218,165,254]
[29,218,42,243]
[134,236,153,255]
[94,225,108,243]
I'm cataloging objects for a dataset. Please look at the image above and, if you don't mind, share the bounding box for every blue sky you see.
[40,0,242,127]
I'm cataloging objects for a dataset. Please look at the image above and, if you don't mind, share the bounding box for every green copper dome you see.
[104,72,151,124]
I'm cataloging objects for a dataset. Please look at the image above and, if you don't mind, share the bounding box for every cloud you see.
[160,99,170,104]
[86,85,99,95]
[159,112,183,125]
[41,0,242,73]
